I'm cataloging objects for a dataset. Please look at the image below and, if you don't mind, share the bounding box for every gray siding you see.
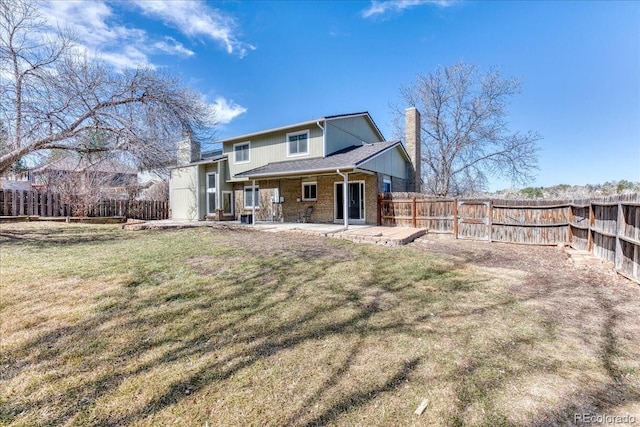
[358,146,408,179]
[325,115,384,155]
[224,125,324,181]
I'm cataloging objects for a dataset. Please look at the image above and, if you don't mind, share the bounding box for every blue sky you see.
[41,0,639,190]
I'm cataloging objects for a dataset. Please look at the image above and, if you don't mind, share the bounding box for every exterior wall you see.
[230,172,379,225]
[280,177,332,223]
[325,115,384,155]
[224,125,324,180]
[359,146,408,179]
[233,179,283,222]
[376,173,409,193]
[170,165,199,220]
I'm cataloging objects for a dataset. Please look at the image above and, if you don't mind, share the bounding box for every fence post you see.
[18,190,24,215]
[411,196,417,228]
[11,190,17,216]
[26,190,32,216]
[568,204,574,246]
[588,201,594,252]
[453,198,458,239]
[487,200,493,242]
[615,202,622,271]
[377,194,382,226]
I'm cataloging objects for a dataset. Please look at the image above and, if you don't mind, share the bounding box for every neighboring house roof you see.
[235,140,406,179]
[32,155,138,175]
[215,111,385,144]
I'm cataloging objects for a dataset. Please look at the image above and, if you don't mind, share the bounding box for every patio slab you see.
[122,220,426,246]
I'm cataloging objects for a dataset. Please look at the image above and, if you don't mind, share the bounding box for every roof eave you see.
[168,155,227,170]
[215,118,323,144]
[234,165,358,180]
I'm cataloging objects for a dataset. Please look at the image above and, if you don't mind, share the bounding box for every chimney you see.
[176,131,201,166]
[405,107,421,193]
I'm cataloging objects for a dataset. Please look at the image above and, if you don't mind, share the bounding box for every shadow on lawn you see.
[2,228,639,426]
[0,223,133,248]
[1,232,426,426]
[525,287,640,427]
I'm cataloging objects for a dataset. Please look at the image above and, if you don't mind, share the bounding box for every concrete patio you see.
[122,220,426,246]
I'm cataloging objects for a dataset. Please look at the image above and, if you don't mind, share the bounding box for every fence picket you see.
[378,193,640,283]
[0,189,169,220]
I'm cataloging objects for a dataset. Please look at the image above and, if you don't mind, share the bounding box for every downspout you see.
[317,121,325,157]
[251,179,256,225]
[336,169,349,231]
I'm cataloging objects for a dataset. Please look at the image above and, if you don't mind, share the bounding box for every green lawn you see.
[1,223,638,426]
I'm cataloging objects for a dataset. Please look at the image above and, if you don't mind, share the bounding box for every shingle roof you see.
[216,112,384,144]
[234,140,403,179]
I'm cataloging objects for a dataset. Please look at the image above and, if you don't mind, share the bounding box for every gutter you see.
[235,166,357,180]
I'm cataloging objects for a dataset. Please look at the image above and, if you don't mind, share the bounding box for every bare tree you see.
[0,0,216,175]
[393,61,541,196]
[40,168,109,216]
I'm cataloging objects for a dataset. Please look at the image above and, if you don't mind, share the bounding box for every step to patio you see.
[288,226,427,246]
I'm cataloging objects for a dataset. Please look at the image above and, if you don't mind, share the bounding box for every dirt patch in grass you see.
[412,235,640,425]
[1,223,639,426]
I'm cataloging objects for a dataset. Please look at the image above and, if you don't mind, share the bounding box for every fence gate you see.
[456,200,490,240]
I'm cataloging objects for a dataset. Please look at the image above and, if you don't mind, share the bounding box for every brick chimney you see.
[405,107,422,192]
[176,131,201,166]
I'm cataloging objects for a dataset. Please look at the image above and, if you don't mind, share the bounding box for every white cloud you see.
[36,0,249,71]
[362,0,455,19]
[38,1,153,70]
[132,0,254,58]
[212,98,247,124]
[152,38,195,57]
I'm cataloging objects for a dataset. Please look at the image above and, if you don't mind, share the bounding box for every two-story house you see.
[169,108,421,225]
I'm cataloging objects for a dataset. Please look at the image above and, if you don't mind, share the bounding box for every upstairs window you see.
[234,142,250,164]
[287,131,309,157]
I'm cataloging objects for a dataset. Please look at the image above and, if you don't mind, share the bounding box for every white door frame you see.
[334,180,365,223]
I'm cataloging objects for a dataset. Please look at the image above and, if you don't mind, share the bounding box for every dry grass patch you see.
[1,222,639,426]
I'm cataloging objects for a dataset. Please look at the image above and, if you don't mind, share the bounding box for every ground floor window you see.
[244,185,259,209]
[302,182,317,201]
[383,175,392,193]
[206,172,217,214]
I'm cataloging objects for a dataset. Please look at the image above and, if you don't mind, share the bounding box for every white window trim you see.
[286,130,310,158]
[233,141,250,164]
[301,181,317,201]
[206,172,217,215]
[222,191,234,216]
[243,185,260,210]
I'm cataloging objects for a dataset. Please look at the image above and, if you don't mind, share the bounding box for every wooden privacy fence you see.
[378,193,640,283]
[0,189,168,220]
